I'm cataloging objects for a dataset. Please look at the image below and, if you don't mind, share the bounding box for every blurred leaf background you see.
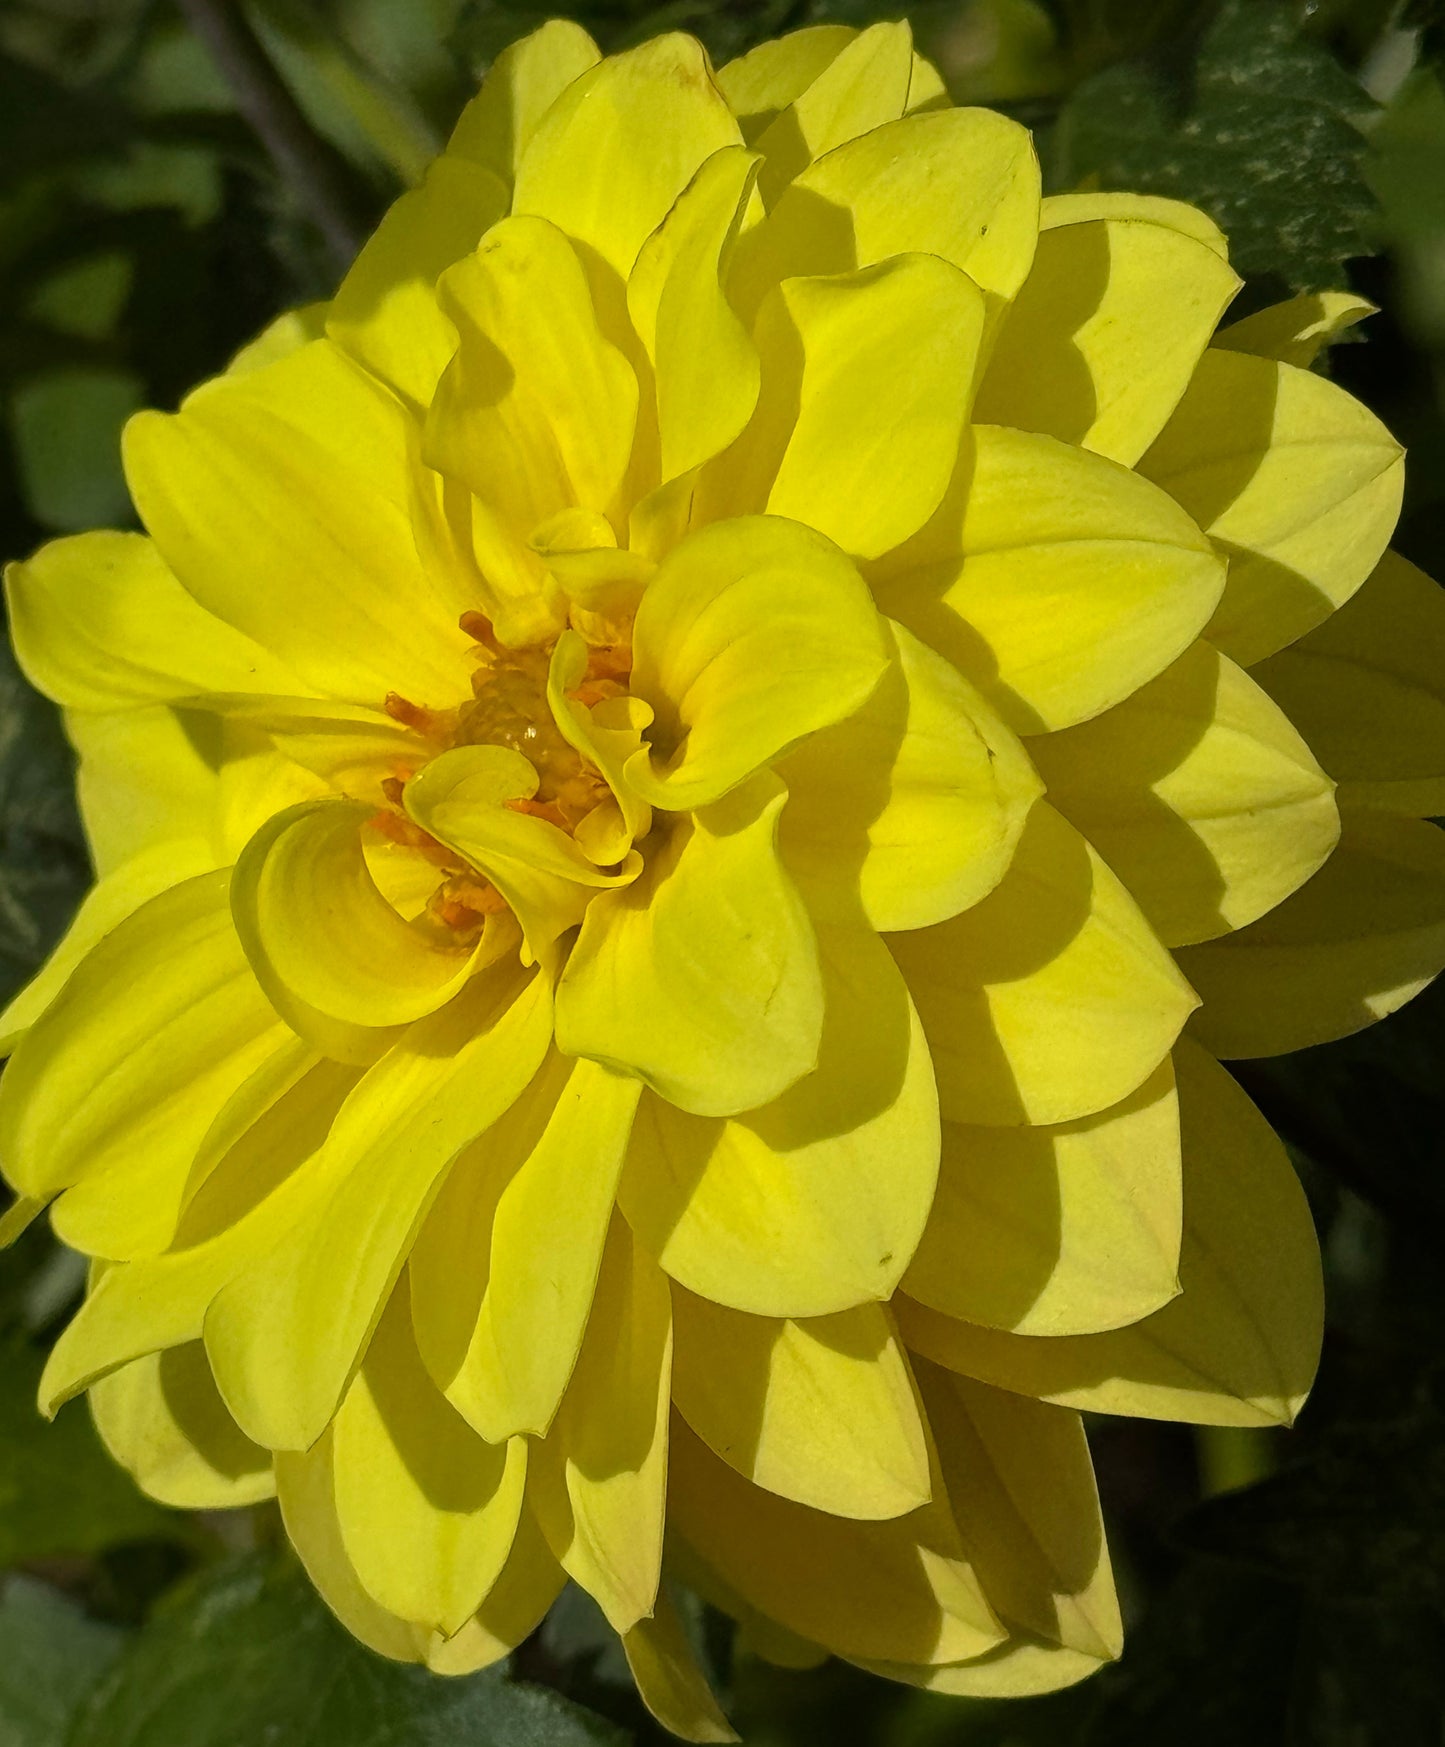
[2,0,1445,1742]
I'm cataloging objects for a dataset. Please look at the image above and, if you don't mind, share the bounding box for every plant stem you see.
[173,0,365,272]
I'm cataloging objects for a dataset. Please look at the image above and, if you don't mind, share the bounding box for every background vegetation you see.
[2,0,1444,1741]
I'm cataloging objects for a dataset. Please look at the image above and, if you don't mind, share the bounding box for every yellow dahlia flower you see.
[4,17,1445,1739]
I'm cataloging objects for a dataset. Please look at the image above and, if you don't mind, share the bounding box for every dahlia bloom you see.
[4,17,1445,1738]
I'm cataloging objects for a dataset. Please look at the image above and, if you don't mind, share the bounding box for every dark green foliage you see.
[1050,0,1378,289]
[68,1553,629,1747]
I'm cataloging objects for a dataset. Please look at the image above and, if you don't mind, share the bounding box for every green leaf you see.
[9,365,143,532]
[0,639,89,1013]
[70,1552,631,1747]
[0,1578,125,1747]
[0,1337,175,1566]
[1050,0,1378,289]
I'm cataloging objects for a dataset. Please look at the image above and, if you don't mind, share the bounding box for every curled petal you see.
[626,516,888,811]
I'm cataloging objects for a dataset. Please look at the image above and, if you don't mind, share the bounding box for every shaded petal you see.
[547,631,653,856]
[919,1365,1122,1661]
[556,773,823,1117]
[418,1509,568,1673]
[975,214,1239,466]
[898,1040,1323,1427]
[1253,550,1445,817]
[327,155,508,408]
[512,34,742,279]
[38,1061,359,1414]
[0,838,218,1053]
[5,531,307,712]
[1216,289,1374,370]
[750,21,913,203]
[90,1343,274,1509]
[0,872,288,1257]
[702,256,986,561]
[409,1055,641,1442]
[671,1288,931,1519]
[232,800,477,1029]
[618,924,937,1316]
[873,426,1224,734]
[863,1636,1116,1698]
[890,803,1197,1126]
[403,743,640,963]
[1177,812,1445,1058]
[730,109,1039,324]
[446,20,600,183]
[626,516,888,810]
[330,1289,527,1635]
[429,215,638,525]
[1140,349,1404,667]
[1030,640,1339,947]
[716,27,860,141]
[531,1217,671,1631]
[623,1589,739,1745]
[1040,191,1228,256]
[627,146,761,484]
[904,1060,1181,1337]
[124,340,474,704]
[204,964,551,1450]
[69,706,224,877]
[778,617,1041,932]
[670,1416,1003,1665]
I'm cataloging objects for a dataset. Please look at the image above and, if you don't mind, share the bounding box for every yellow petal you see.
[706,255,986,561]
[276,1426,423,1663]
[1216,290,1374,370]
[670,1416,1003,1666]
[779,617,1042,931]
[1030,640,1340,947]
[531,1217,671,1631]
[1140,348,1404,667]
[429,215,638,530]
[326,155,508,408]
[67,706,219,877]
[125,342,475,704]
[862,1635,1113,1697]
[671,1288,931,1519]
[1253,550,1445,817]
[232,800,476,1029]
[919,1365,1122,1661]
[716,27,859,140]
[419,1508,568,1673]
[204,964,551,1450]
[623,1589,739,1744]
[627,145,761,484]
[625,516,888,810]
[904,1060,1181,1337]
[409,1054,642,1442]
[890,803,1197,1126]
[975,215,1240,465]
[89,1342,274,1509]
[731,109,1039,323]
[512,34,742,279]
[225,301,328,376]
[898,1040,1323,1427]
[750,21,913,203]
[873,425,1225,734]
[546,631,653,855]
[617,923,937,1316]
[1040,191,1228,257]
[557,773,823,1118]
[446,20,600,182]
[0,871,288,1256]
[330,1289,527,1636]
[1178,812,1445,1057]
[5,531,306,711]
[0,839,218,1053]
[38,1061,358,1414]
[403,744,639,963]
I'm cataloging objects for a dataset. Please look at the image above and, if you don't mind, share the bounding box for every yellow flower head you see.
[5,18,1445,1738]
